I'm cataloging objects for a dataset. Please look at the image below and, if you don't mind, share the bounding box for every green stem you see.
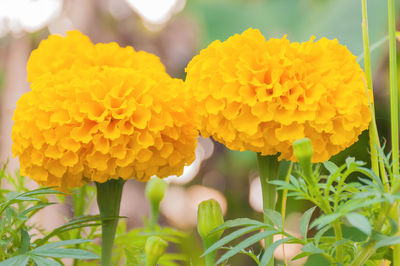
[295,146,344,262]
[388,0,399,180]
[96,179,125,266]
[350,244,376,266]
[317,180,343,262]
[257,153,280,266]
[280,162,293,266]
[74,185,87,218]
[203,239,217,266]
[73,185,87,266]
[361,0,391,194]
[388,0,399,264]
[149,203,160,228]
[145,259,157,266]
[332,222,343,262]
[361,0,380,177]
[393,205,400,266]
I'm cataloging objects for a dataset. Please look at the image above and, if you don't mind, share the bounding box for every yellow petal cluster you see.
[185,28,371,162]
[12,31,198,190]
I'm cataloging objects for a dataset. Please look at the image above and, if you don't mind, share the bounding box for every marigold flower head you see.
[12,31,198,190]
[185,28,371,162]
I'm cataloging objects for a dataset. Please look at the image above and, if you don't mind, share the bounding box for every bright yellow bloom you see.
[185,28,371,162]
[26,31,165,83]
[12,31,198,190]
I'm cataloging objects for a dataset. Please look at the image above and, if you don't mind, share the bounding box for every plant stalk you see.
[257,153,280,266]
[388,0,399,182]
[204,239,217,266]
[361,0,391,195]
[280,161,293,266]
[350,244,376,266]
[149,203,160,228]
[361,0,380,177]
[73,185,87,266]
[388,0,400,264]
[96,178,125,266]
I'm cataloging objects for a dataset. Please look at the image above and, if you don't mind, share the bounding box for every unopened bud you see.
[145,236,168,266]
[197,199,224,244]
[146,177,167,208]
[293,138,313,162]
[293,138,314,182]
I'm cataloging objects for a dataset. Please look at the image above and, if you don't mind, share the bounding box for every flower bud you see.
[145,236,168,266]
[145,177,168,208]
[293,138,313,162]
[197,199,224,244]
[293,138,314,182]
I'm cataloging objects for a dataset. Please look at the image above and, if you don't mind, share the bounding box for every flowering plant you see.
[3,0,400,265]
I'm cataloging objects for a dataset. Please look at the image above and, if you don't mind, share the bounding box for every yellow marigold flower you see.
[12,31,198,190]
[27,31,165,83]
[185,28,371,162]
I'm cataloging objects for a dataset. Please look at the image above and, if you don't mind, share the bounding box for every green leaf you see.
[338,198,385,214]
[20,228,31,254]
[345,157,355,168]
[125,246,144,266]
[215,230,277,264]
[311,213,342,229]
[259,237,295,265]
[278,159,292,179]
[301,243,324,254]
[323,161,339,174]
[159,253,189,265]
[345,213,371,235]
[389,218,398,235]
[358,167,384,190]
[5,207,12,221]
[289,175,300,189]
[19,203,56,217]
[0,187,63,214]
[264,209,283,229]
[300,206,316,239]
[0,254,30,266]
[304,253,332,265]
[37,216,102,245]
[203,224,267,256]
[292,252,311,261]
[209,218,266,235]
[219,246,260,264]
[30,255,61,266]
[269,180,294,190]
[13,196,41,202]
[313,225,332,245]
[20,187,64,197]
[375,236,400,249]
[34,239,91,250]
[31,248,99,259]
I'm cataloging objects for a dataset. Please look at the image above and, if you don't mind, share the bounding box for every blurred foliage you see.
[0,167,191,265]
[185,0,388,65]
[0,168,99,265]
[80,221,188,266]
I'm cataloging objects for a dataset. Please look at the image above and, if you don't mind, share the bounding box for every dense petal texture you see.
[185,28,371,162]
[12,31,198,190]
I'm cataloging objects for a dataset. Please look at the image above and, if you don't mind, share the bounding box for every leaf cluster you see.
[204,153,400,265]
[0,169,99,265]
